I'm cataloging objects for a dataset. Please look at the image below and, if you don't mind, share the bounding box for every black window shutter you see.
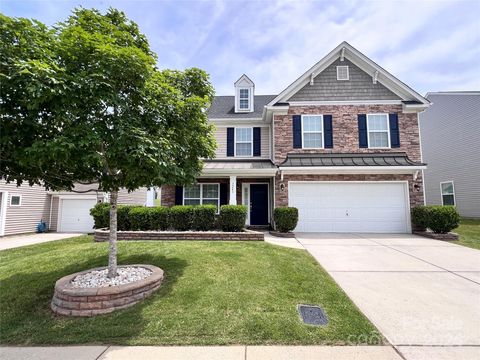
[220,183,228,206]
[358,114,368,148]
[389,113,400,148]
[227,128,234,156]
[323,115,333,148]
[253,127,261,156]
[292,115,302,148]
[174,186,183,205]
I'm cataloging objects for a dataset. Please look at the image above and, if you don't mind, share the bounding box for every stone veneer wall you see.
[273,105,422,164]
[274,173,424,210]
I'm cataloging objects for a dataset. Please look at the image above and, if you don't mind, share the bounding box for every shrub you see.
[150,206,170,230]
[192,205,216,231]
[274,207,298,232]
[411,206,429,231]
[219,205,247,232]
[117,205,136,231]
[129,207,153,230]
[425,205,460,234]
[169,206,194,231]
[90,202,110,229]
[411,205,460,234]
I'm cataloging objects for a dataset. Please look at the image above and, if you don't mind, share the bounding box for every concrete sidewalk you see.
[0,233,82,250]
[0,345,404,360]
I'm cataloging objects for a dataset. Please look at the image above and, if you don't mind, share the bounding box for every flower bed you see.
[94,229,264,242]
[413,231,459,241]
[51,264,164,317]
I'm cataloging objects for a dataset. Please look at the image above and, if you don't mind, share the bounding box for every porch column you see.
[229,175,237,205]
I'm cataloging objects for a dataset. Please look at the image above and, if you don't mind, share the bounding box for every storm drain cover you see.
[297,304,328,326]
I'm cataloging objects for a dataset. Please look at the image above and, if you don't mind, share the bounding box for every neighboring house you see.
[0,181,149,236]
[419,92,480,218]
[161,42,429,233]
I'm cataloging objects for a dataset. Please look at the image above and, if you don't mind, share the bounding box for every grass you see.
[0,236,380,345]
[456,218,480,250]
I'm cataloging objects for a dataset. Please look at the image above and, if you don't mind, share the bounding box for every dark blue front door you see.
[250,184,269,225]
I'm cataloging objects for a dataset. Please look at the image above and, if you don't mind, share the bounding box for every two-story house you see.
[161,42,430,233]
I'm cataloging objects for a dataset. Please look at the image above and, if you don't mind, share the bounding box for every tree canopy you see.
[0,8,216,192]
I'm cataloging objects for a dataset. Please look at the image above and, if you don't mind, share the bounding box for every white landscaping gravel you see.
[70,267,153,288]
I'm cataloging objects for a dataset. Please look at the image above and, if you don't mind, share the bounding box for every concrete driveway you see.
[0,233,82,250]
[297,233,480,359]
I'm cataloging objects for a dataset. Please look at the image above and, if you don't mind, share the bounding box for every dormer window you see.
[234,74,254,112]
[239,88,249,110]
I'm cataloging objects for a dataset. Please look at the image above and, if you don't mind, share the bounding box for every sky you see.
[1,0,479,96]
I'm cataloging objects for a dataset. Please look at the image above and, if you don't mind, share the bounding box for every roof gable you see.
[269,42,429,105]
[234,74,255,87]
[288,58,401,102]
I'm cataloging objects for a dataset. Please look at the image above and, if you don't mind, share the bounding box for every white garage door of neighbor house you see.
[59,199,97,232]
[289,182,409,233]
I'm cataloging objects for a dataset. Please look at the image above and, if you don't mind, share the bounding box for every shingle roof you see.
[280,153,425,167]
[208,95,276,119]
[203,159,276,170]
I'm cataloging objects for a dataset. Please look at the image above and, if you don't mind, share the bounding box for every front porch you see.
[161,160,277,227]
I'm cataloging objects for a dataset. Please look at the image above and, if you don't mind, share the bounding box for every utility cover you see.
[297,304,328,326]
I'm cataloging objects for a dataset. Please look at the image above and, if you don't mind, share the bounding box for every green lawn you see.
[456,218,480,250]
[0,236,380,345]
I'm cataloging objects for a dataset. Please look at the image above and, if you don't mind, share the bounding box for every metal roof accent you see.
[203,159,276,170]
[280,153,425,167]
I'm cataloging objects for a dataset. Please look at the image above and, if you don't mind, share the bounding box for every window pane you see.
[235,128,252,141]
[11,196,20,206]
[240,99,248,109]
[202,184,219,199]
[203,199,218,212]
[303,133,323,148]
[240,89,249,99]
[236,143,252,156]
[441,182,453,195]
[184,185,200,198]
[184,199,200,206]
[442,194,455,206]
[303,116,322,131]
[368,115,388,130]
[368,132,388,147]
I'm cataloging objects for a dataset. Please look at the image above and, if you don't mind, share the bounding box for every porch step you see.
[247,225,269,231]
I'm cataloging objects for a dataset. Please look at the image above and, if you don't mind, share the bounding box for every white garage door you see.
[289,182,409,233]
[59,199,97,232]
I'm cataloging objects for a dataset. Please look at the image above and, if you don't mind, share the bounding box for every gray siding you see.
[419,93,480,218]
[0,181,51,236]
[288,58,400,101]
[117,188,148,205]
[50,197,60,232]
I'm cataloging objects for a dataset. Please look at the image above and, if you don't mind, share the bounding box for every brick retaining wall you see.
[94,229,264,242]
[51,264,164,317]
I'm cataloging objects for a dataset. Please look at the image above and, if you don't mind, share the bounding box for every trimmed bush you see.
[90,202,110,229]
[129,207,152,230]
[150,207,170,230]
[425,205,460,234]
[219,205,247,232]
[411,206,429,231]
[117,205,136,231]
[169,205,194,231]
[274,207,298,232]
[192,205,216,231]
[411,205,460,234]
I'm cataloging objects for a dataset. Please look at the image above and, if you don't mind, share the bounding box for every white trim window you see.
[440,181,455,206]
[336,65,349,80]
[302,115,323,149]
[239,88,249,110]
[235,127,253,156]
[183,183,220,212]
[367,113,390,148]
[10,194,22,206]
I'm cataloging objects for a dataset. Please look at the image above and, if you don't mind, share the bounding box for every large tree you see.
[0,8,216,277]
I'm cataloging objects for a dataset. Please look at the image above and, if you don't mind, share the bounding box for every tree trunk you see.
[107,190,118,278]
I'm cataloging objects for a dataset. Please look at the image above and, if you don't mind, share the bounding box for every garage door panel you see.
[60,199,97,233]
[289,182,409,233]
